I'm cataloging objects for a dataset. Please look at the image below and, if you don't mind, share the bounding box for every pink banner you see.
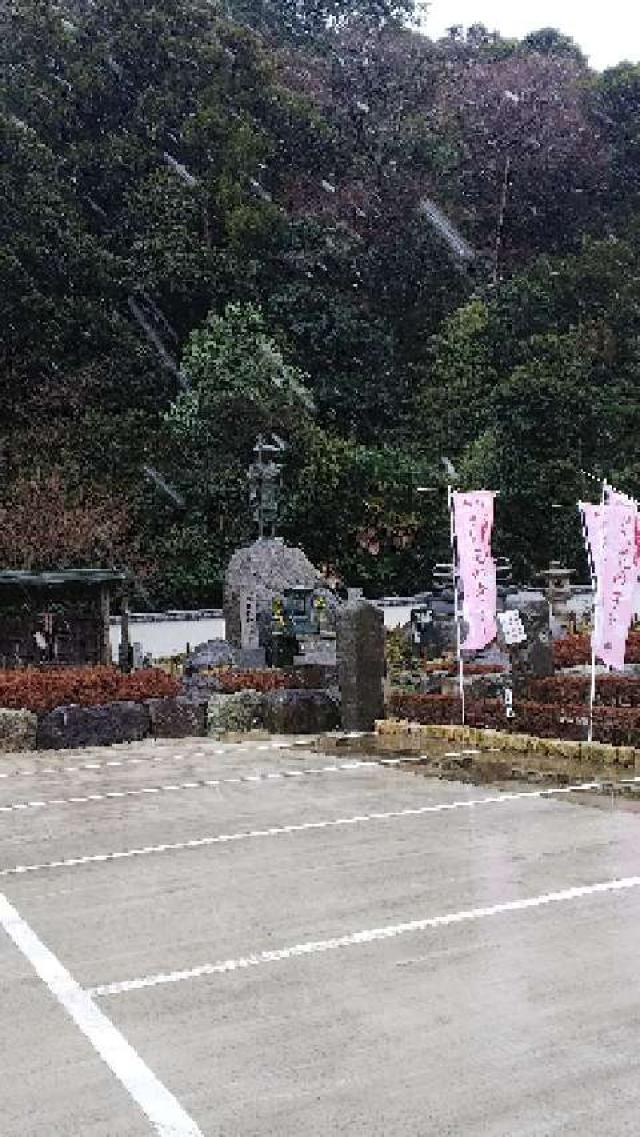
[580,502,605,588]
[452,491,497,651]
[606,488,640,571]
[581,499,637,669]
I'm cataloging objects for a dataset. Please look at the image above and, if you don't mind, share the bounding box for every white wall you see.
[109,604,412,660]
[110,617,225,661]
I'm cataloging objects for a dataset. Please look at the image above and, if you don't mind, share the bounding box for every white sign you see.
[497,610,526,645]
[503,686,515,718]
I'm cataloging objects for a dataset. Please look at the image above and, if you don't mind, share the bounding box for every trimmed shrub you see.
[0,666,180,714]
[528,674,640,707]
[553,632,640,669]
[387,692,640,747]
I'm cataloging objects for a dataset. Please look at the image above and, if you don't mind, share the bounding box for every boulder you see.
[207,691,265,735]
[0,708,38,753]
[145,697,206,738]
[262,689,339,734]
[184,639,234,674]
[224,538,338,649]
[37,701,150,750]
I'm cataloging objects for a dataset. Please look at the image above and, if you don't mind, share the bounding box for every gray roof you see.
[0,569,128,588]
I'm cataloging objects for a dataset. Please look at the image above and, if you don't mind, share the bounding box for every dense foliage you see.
[2,1,639,602]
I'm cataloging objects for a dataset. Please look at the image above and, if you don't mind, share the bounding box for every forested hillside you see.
[3,0,640,603]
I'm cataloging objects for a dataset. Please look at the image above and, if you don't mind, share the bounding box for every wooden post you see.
[99,585,111,666]
[119,586,131,673]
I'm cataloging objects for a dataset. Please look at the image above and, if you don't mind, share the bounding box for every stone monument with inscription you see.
[336,599,385,731]
[497,591,554,696]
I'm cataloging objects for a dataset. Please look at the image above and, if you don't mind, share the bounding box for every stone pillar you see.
[336,600,385,732]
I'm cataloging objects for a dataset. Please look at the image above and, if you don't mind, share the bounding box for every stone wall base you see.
[376,719,640,776]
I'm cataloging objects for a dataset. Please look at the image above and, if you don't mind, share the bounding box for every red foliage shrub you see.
[553,633,640,669]
[419,661,505,676]
[387,693,640,747]
[0,666,180,713]
[529,674,640,707]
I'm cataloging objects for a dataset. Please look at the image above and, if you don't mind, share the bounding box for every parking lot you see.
[2,735,640,1137]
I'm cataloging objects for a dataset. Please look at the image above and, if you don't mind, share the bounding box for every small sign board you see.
[497,609,526,646]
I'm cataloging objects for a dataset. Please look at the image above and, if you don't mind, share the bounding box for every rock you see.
[37,701,150,750]
[224,539,338,649]
[206,691,265,734]
[184,639,234,674]
[232,647,267,669]
[145,697,206,738]
[336,600,385,731]
[0,708,38,753]
[262,690,339,734]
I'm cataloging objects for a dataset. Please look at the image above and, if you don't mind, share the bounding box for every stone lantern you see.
[538,561,575,633]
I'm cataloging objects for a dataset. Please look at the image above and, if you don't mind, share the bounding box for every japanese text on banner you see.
[452,491,497,652]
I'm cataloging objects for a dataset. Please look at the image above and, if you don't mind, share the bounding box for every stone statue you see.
[248,435,283,539]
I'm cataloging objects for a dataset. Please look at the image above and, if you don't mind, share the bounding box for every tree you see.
[153,302,314,601]
[227,0,415,46]
[283,427,445,593]
[431,52,609,268]
[0,472,149,576]
[521,28,586,64]
[413,297,496,464]
[591,63,640,223]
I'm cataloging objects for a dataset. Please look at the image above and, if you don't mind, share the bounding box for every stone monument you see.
[498,590,554,696]
[224,436,339,653]
[336,599,385,731]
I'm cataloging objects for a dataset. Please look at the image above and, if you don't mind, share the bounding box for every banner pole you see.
[449,486,465,725]
[588,481,606,743]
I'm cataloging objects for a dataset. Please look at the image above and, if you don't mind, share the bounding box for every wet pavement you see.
[2,734,640,1136]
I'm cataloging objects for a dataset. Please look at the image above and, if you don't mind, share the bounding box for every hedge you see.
[528,674,640,707]
[0,666,181,713]
[553,632,640,668]
[387,692,640,747]
[419,661,505,676]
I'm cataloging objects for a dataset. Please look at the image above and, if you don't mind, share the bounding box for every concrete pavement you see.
[1,735,640,1136]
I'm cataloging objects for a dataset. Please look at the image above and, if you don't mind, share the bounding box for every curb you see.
[375,720,638,770]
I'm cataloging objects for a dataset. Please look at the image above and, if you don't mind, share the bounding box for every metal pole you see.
[449,486,465,725]
[588,481,606,743]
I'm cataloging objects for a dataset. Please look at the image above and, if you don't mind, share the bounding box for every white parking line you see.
[0,779,605,878]
[0,894,203,1137]
[90,874,640,997]
[0,759,409,815]
[0,738,302,782]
